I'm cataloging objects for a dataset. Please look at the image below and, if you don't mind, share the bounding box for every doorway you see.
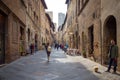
[0,12,6,64]
[88,26,94,55]
[103,15,117,64]
[28,28,30,42]
[20,26,25,56]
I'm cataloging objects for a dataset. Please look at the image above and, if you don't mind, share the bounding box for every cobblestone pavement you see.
[0,49,120,80]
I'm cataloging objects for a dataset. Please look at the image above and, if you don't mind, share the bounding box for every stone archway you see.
[103,15,117,64]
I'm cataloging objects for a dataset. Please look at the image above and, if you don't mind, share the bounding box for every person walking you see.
[44,43,52,62]
[63,43,68,52]
[47,43,52,62]
[30,43,34,55]
[57,43,59,50]
[106,40,118,73]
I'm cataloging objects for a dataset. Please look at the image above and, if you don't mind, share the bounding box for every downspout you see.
[100,19,102,65]
[100,0,103,65]
[76,0,78,49]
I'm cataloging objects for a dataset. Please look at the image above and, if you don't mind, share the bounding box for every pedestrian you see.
[64,43,68,52]
[30,43,34,55]
[57,43,59,50]
[106,40,118,73]
[54,43,57,49]
[46,43,52,62]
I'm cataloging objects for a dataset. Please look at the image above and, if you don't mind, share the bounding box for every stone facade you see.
[77,0,101,62]
[25,0,42,51]
[45,13,53,45]
[0,0,26,63]
[0,0,53,64]
[65,0,77,48]
[64,0,120,71]
[101,0,120,71]
[40,1,53,48]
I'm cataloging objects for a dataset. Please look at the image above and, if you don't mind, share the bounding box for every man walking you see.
[106,40,118,73]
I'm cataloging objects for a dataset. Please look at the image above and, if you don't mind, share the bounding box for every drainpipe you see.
[100,19,102,65]
[100,0,103,65]
[76,0,78,49]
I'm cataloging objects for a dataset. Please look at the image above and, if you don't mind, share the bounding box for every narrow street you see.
[0,49,120,80]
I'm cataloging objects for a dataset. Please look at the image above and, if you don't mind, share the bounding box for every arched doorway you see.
[88,25,94,55]
[103,15,117,64]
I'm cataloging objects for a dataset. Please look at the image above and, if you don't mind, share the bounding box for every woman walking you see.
[45,43,52,62]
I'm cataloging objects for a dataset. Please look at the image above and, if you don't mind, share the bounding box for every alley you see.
[0,49,120,80]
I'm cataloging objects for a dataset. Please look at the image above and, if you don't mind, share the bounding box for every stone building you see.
[64,0,120,71]
[46,11,53,21]
[101,0,120,70]
[25,0,41,52]
[40,0,48,49]
[0,0,26,63]
[46,13,55,45]
[58,13,65,28]
[65,0,77,49]
[77,0,101,62]
[45,13,52,45]
[57,25,63,44]
[65,0,101,62]
[0,0,53,64]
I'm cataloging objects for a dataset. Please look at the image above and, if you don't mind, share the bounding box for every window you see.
[12,19,18,43]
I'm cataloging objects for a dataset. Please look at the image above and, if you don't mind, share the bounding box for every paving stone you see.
[0,49,120,80]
